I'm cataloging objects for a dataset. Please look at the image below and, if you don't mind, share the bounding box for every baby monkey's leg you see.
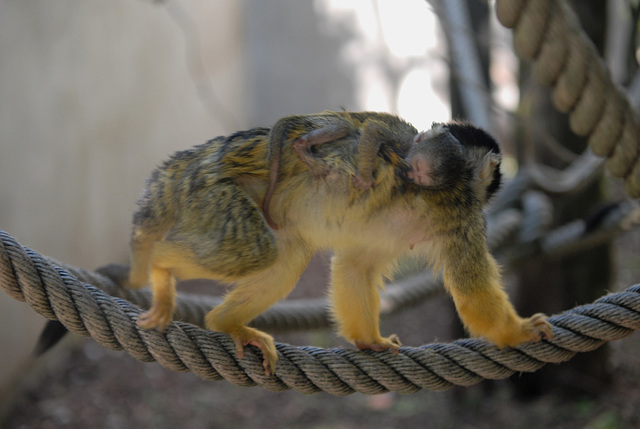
[351,119,390,190]
[292,120,351,178]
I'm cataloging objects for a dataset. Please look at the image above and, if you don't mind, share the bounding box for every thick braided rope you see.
[2,230,639,395]
[31,261,444,334]
[496,0,640,198]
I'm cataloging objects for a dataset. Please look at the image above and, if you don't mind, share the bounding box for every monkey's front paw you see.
[137,306,173,332]
[522,313,554,343]
[229,327,278,376]
[352,173,374,190]
[488,313,554,348]
[355,334,402,354]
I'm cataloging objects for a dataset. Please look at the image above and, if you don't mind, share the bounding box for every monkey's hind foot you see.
[228,326,278,376]
[522,313,554,343]
[355,334,402,354]
[137,305,174,332]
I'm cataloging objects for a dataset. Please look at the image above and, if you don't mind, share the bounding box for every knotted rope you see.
[1,230,639,395]
[496,0,640,198]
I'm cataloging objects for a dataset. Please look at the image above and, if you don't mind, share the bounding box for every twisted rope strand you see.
[1,230,639,395]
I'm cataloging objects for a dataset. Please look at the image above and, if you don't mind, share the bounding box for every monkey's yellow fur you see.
[128,112,552,375]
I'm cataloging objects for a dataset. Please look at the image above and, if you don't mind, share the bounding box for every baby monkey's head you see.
[404,121,502,204]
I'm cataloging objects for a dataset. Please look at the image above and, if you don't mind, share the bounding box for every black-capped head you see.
[441,121,502,202]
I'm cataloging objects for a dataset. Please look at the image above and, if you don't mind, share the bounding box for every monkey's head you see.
[404,121,502,204]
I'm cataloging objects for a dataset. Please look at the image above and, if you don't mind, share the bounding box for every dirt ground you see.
[3,229,640,429]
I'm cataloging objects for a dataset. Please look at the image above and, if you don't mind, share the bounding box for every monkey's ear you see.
[476,151,501,188]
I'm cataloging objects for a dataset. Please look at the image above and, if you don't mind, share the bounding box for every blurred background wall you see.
[0,0,248,396]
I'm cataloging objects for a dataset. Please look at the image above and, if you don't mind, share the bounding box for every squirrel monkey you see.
[128,111,553,375]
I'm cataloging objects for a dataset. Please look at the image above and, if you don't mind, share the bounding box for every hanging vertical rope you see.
[495,0,640,198]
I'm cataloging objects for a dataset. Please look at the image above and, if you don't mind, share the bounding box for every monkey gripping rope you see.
[2,0,640,395]
[1,229,640,395]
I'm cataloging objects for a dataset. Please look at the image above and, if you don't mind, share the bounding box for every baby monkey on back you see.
[128,110,553,375]
[263,111,500,228]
